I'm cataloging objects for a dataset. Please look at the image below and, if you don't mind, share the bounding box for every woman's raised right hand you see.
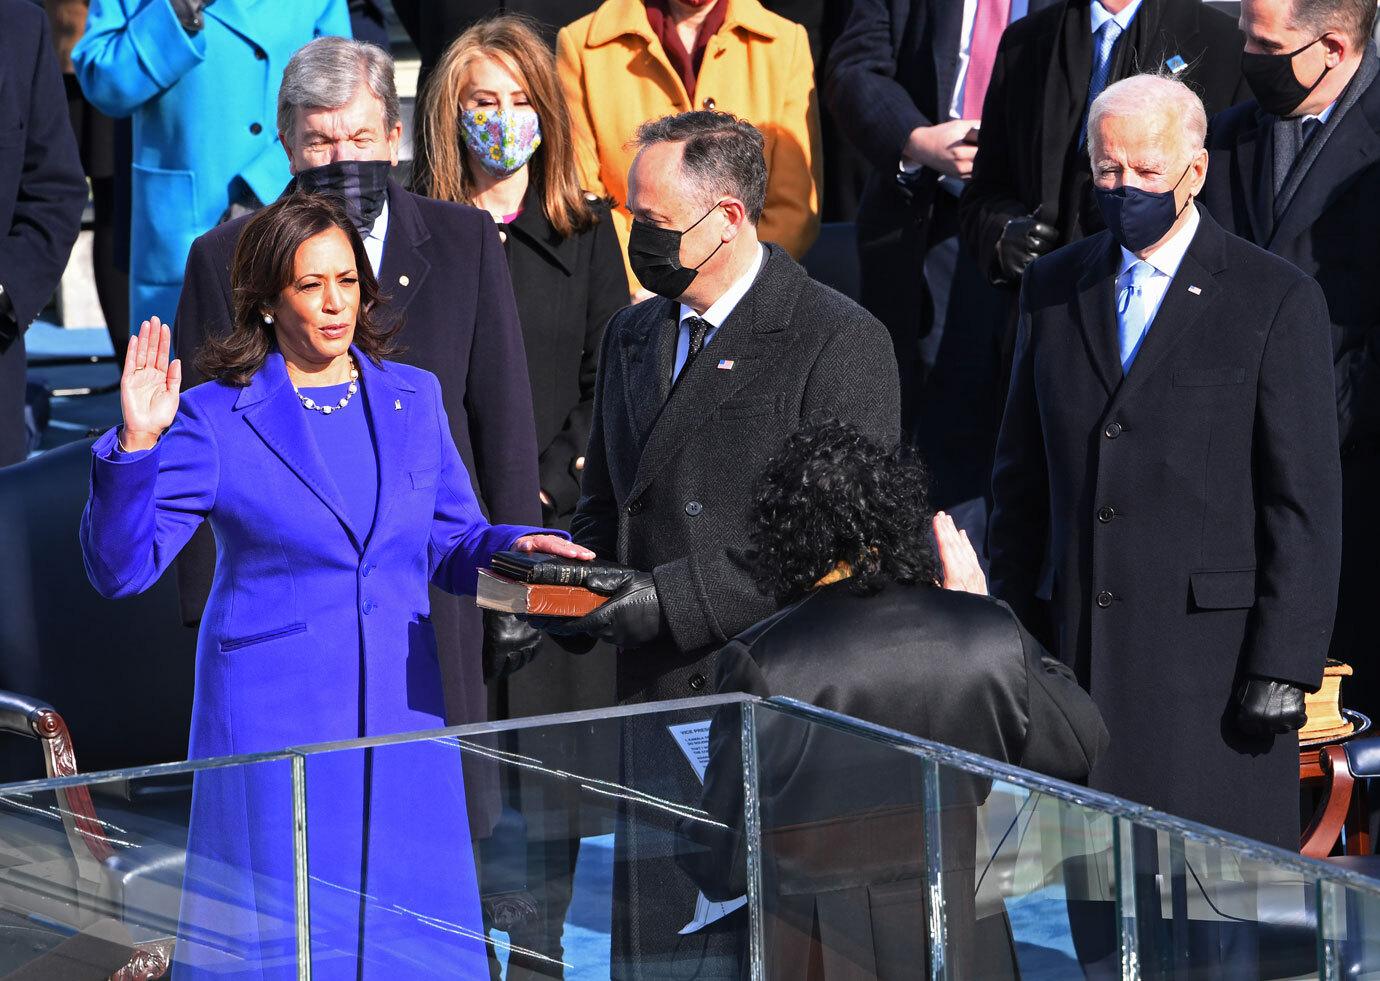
[119,316,182,452]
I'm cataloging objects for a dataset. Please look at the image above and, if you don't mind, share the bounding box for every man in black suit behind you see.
[1198,0,1380,721]
[0,0,86,467]
[174,38,542,734]
[826,0,1056,514]
[989,73,1341,851]
[960,0,1249,293]
[530,111,899,975]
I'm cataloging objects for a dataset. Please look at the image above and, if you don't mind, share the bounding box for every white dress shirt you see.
[1089,0,1144,36]
[672,245,767,381]
[1116,201,1201,331]
[362,198,389,276]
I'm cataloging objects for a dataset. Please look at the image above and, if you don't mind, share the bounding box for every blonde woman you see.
[411,19,626,967]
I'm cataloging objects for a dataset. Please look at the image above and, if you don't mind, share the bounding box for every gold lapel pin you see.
[394,399,402,410]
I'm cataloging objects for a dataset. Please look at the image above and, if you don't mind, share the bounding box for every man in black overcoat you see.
[0,0,87,467]
[826,0,1057,507]
[173,38,541,733]
[989,74,1342,850]
[959,0,1249,294]
[531,111,899,977]
[1198,0,1380,722]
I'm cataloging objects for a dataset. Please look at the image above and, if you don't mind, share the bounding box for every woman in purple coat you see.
[80,193,590,978]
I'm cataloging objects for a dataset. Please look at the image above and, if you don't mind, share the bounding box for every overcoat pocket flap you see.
[1190,569,1257,610]
[410,467,437,489]
[1173,367,1247,387]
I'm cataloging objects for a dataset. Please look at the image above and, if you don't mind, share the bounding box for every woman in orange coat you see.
[557,0,820,291]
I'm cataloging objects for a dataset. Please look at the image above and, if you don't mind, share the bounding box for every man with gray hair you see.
[173,35,544,733]
[989,73,1342,852]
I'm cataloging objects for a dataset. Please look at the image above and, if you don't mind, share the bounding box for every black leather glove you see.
[996,214,1058,282]
[170,0,216,33]
[1234,677,1307,737]
[481,611,543,683]
[530,567,665,650]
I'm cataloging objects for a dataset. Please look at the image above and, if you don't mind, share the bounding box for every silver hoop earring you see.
[263,314,274,325]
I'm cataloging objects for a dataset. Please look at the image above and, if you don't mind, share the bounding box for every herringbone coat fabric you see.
[572,244,901,705]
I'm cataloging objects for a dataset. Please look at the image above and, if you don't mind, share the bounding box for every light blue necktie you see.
[1117,260,1153,373]
[1079,18,1124,146]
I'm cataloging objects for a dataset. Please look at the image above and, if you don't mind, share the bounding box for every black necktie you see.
[682,315,712,372]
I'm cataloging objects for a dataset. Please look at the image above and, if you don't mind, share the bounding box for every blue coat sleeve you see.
[74,0,207,118]
[80,397,220,599]
[427,377,562,596]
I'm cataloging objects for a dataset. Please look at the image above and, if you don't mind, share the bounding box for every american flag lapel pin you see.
[717,359,735,370]
[394,399,403,410]
[1187,285,1202,295]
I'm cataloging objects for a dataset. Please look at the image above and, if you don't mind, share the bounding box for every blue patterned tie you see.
[1117,260,1153,373]
[1080,18,1124,146]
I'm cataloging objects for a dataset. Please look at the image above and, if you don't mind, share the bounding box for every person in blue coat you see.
[72,0,351,338]
[80,193,592,977]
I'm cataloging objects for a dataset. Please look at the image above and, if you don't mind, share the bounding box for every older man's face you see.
[283,82,403,174]
[1090,113,1201,194]
[627,140,727,267]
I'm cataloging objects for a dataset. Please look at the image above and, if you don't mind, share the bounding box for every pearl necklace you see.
[294,358,359,415]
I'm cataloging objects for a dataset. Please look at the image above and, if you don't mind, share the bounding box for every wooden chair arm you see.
[1303,745,1355,858]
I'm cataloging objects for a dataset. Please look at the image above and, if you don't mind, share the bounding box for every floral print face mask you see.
[460,108,542,178]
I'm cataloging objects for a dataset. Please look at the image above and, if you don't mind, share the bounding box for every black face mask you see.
[1241,36,1331,117]
[1094,162,1193,253]
[296,159,391,234]
[627,202,726,300]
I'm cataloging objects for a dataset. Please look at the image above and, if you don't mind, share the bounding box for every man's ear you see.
[1322,32,1347,67]
[279,131,298,174]
[720,198,749,240]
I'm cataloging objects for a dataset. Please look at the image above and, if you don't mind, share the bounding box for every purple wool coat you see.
[80,349,553,978]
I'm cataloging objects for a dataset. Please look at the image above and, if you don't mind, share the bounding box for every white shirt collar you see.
[679,244,767,329]
[362,198,389,276]
[1090,0,1143,35]
[1118,201,1201,280]
[1304,100,1338,126]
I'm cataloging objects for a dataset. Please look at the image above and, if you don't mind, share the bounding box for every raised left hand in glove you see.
[482,610,543,682]
[532,567,664,649]
[1234,676,1307,737]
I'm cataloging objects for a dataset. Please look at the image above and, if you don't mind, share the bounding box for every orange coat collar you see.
[585,0,780,48]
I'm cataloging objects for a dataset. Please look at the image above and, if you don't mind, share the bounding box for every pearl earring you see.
[263,314,274,325]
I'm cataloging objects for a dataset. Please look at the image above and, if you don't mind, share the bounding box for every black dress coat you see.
[959,0,1249,287]
[0,0,86,467]
[495,191,628,719]
[1200,66,1380,720]
[679,581,1108,979]
[988,207,1343,849]
[824,0,1058,503]
[570,243,901,706]
[173,179,542,731]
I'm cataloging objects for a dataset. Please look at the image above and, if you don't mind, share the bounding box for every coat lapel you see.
[1233,107,1272,245]
[624,252,789,508]
[618,299,677,448]
[1108,208,1227,409]
[1071,233,1124,398]
[236,351,362,551]
[1269,93,1380,251]
[356,352,418,544]
[376,182,433,321]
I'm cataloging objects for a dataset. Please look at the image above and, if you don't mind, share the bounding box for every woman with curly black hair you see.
[679,419,1108,979]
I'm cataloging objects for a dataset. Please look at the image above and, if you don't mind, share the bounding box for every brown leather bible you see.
[475,569,608,617]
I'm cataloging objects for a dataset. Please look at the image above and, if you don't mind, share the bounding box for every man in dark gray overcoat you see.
[534,111,900,978]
